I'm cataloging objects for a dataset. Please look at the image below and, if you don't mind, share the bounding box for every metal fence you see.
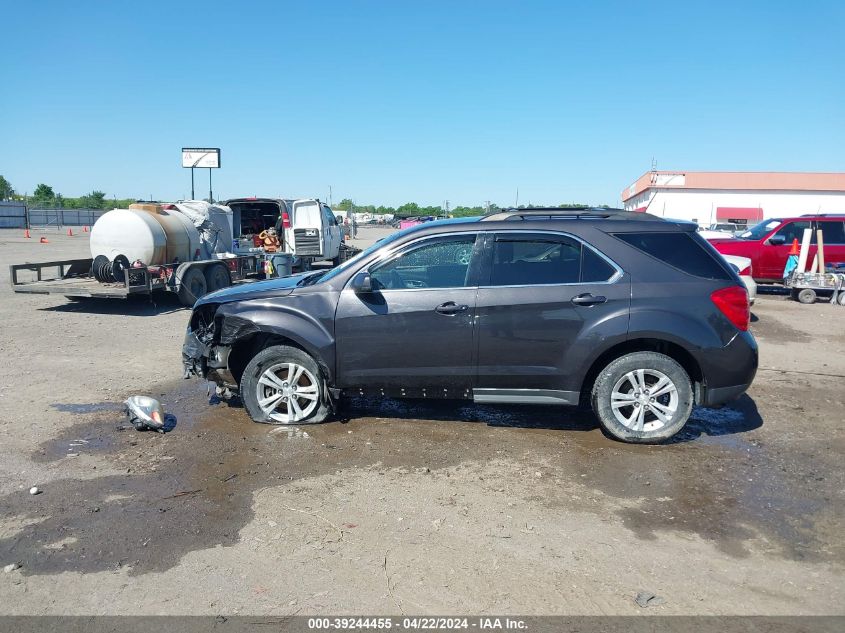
[0,203,110,229]
[0,201,26,228]
[27,208,108,229]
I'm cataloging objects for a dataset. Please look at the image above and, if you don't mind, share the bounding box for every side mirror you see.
[351,272,374,294]
[768,235,786,246]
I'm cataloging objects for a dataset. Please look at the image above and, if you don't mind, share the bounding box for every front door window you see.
[370,237,477,290]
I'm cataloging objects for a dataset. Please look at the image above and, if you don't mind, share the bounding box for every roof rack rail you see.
[481,207,664,222]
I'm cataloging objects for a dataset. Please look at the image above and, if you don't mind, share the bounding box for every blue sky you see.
[2,1,843,207]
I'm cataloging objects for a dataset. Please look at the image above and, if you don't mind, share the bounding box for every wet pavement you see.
[3,377,842,578]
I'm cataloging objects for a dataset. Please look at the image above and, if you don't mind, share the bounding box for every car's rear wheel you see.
[241,345,329,425]
[591,352,693,443]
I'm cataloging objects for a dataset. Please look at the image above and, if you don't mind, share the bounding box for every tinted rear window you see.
[613,232,732,280]
[819,220,845,245]
[581,246,617,282]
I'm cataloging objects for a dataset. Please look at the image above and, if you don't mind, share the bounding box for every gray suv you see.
[183,208,758,443]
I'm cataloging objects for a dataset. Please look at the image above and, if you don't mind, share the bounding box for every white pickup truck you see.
[226,197,344,267]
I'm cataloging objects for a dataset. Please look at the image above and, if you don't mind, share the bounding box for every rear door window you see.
[293,201,321,228]
[486,235,617,286]
[818,220,845,245]
[613,232,732,280]
[581,246,618,282]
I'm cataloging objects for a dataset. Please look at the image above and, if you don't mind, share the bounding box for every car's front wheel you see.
[241,345,329,425]
[591,352,693,443]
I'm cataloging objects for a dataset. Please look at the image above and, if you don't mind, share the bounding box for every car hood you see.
[709,239,758,256]
[194,272,311,307]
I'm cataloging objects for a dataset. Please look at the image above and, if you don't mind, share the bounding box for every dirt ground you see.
[0,226,843,615]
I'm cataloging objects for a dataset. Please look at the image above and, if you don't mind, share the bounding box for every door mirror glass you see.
[351,272,374,293]
[768,235,786,246]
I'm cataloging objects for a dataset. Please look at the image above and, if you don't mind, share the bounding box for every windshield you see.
[738,219,783,240]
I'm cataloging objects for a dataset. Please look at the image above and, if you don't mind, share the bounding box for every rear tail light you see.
[281,211,291,229]
[710,286,750,331]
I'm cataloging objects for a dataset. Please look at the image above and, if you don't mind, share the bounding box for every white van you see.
[288,199,343,265]
[226,197,343,265]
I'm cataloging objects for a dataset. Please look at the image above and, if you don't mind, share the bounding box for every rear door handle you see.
[571,293,607,306]
[435,301,469,315]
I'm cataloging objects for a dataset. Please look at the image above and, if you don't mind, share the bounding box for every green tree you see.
[0,175,14,200]
[79,190,107,209]
[33,183,55,201]
[334,198,353,212]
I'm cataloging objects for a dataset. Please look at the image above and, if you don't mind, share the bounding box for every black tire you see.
[591,351,693,444]
[91,255,109,282]
[241,345,329,425]
[177,267,207,307]
[112,255,130,284]
[797,288,817,304]
[204,263,231,293]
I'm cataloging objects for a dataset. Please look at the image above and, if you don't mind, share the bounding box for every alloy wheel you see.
[610,369,678,432]
[256,362,320,423]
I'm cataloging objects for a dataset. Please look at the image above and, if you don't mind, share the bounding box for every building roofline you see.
[621,171,845,202]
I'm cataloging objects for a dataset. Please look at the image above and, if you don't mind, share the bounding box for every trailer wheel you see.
[178,267,207,306]
[797,288,817,304]
[205,264,231,293]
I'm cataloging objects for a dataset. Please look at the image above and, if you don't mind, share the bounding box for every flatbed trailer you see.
[10,255,264,305]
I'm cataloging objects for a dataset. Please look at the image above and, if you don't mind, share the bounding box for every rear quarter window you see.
[613,232,732,280]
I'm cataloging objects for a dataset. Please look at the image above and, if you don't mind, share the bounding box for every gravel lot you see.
[0,226,843,615]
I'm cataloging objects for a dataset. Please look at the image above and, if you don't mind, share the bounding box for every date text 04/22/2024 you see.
[307,618,527,630]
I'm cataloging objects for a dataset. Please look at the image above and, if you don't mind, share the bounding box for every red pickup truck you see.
[708,215,845,282]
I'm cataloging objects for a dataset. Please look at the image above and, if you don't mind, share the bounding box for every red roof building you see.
[621,171,845,227]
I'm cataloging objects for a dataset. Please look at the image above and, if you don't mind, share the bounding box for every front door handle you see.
[435,301,469,315]
[571,293,607,306]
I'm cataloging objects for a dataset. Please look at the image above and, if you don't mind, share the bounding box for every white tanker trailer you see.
[10,202,265,306]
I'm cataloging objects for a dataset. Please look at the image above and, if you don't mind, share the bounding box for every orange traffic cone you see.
[24,229,30,238]
[40,237,49,243]
[789,238,799,255]
[67,228,73,237]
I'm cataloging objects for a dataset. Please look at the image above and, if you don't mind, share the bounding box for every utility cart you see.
[785,270,845,306]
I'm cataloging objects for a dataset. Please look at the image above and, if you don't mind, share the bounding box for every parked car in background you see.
[709,222,745,234]
[183,207,758,444]
[722,254,756,305]
[707,216,845,282]
[698,228,738,241]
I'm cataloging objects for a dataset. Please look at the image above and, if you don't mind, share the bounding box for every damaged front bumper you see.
[182,328,236,388]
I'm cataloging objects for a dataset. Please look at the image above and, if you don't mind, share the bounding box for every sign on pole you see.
[181,148,221,169]
[182,148,221,201]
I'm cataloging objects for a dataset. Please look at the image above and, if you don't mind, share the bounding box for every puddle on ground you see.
[50,402,124,415]
[2,379,841,577]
